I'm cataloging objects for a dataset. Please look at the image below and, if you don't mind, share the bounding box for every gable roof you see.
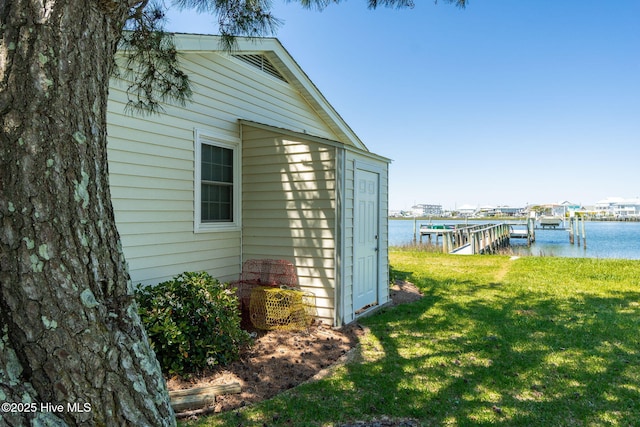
[172,33,368,151]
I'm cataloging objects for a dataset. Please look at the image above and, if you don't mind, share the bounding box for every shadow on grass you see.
[191,265,640,427]
[389,264,414,284]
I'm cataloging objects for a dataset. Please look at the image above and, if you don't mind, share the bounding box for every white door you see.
[354,168,379,311]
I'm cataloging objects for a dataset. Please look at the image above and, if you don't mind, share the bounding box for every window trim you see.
[194,129,241,233]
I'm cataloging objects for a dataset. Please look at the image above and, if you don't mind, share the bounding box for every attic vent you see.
[233,54,288,83]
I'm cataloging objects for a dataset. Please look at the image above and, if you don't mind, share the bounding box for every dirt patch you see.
[167,281,423,417]
[389,280,424,306]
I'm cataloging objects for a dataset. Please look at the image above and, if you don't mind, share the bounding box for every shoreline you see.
[389,216,640,222]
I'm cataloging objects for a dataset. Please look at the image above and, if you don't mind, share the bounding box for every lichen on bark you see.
[0,0,176,425]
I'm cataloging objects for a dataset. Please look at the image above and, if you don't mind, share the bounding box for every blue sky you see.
[163,1,639,210]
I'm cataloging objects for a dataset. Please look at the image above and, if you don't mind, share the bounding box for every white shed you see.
[107,34,390,326]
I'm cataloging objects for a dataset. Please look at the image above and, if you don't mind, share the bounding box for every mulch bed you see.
[168,280,423,423]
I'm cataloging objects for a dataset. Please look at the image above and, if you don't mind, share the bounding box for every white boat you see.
[539,215,562,228]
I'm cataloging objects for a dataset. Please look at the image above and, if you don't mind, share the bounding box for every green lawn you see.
[185,251,640,426]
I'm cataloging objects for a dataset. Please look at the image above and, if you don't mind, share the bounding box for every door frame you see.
[352,160,383,317]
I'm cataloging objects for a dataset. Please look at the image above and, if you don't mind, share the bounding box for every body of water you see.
[389,219,640,260]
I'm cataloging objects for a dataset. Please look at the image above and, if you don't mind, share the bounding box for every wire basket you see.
[249,286,316,331]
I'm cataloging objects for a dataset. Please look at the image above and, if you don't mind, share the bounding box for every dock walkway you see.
[420,223,509,255]
[420,220,535,255]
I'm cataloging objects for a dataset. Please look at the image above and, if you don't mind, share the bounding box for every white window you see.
[194,130,240,232]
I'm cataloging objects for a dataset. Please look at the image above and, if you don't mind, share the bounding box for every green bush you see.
[135,271,251,376]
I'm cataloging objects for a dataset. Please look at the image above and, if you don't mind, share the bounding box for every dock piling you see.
[569,215,575,244]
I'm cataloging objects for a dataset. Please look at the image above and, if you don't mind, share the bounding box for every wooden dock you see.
[508,217,536,245]
[415,215,588,255]
[568,215,587,248]
[420,223,515,255]
[419,219,536,255]
[530,214,587,248]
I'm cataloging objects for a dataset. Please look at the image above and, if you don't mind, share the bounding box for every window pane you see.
[223,147,232,165]
[223,164,233,183]
[202,163,212,182]
[200,141,235,224]
[201,183,233,222]
[212,146,222,164]
[201,144,233,183]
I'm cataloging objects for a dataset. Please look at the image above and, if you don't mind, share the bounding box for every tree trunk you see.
[0,1,175,425]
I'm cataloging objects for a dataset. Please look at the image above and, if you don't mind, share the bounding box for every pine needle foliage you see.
[114,0,466,115]
[120,3,192,115]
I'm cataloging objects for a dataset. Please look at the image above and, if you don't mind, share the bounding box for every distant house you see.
[613,199,640,218]
[540,202,579,218]
[495,206,524,217]
[410,204,443,217]
[477,205,496,216]
[456,205,478,217]
[595,197,640,218]
[595,197,624,216]
[107,34,390,326]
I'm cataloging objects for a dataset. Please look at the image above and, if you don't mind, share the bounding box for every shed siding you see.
[107,49,342,286]
[342,156,356,324]
[341,152,390,325]
[108,38,390,327]
[241,125,337,323]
